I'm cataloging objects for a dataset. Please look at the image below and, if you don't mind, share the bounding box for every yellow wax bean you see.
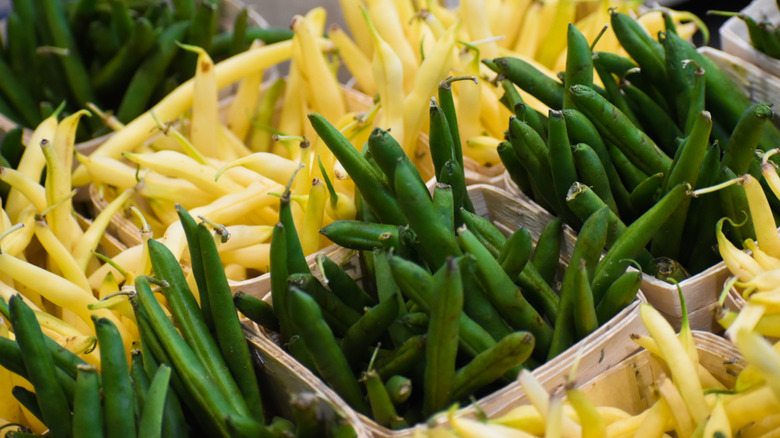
[6,114,58,221]
[293,15,346,123]
[629,399,670,438]
[367,0,419,93]
[736,328,780,404]
[743,239,780,271]
[219,244,271,273]
[657,376,695,437]
[742,174,780,259]
[703,395,731,438]
[460,0,499,59]
[226,41,266,142]
[72,39,304,185]
[42,137,83,252]
[301,179,327,255]
[338,0,374,57]
[3,205,36,258]
[329,24,377,95]
[217,152,300,186]
[55,334,97,356]
[365,8,406,146]
[0,166,47,213]
[217,225,273,253]
[640,304,708,424]
[718,219,763,282]
[73,188,135,273]
[725,386,780,431]
[123,150,244,196]
[0,252,130,343]
[33,219,91,293]
[402,20,459,154]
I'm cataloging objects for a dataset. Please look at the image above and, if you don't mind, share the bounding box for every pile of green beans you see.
[0,206,358,437]
[487,11,780,276]
[709,8,780,60]
[239,86,643,429]
[0,0,292,138]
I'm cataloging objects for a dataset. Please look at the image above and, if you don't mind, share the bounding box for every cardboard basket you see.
[243,323,374,437]
[243,184,647,437]
[578,331,744,413]
[720,0,780,79]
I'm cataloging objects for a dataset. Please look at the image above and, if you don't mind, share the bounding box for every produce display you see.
[492,9,780,277]
[1,0,780,436]
[241,105,643,428]
[0,0,292,139]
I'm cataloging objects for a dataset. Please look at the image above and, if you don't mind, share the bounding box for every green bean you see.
[458,255,513,342]
[367,126,425,192]
[423,257,462,417]
[438,159,474,214]
[35,0,98,131]
[680,143,723,270]
[267,416,296,438]
[289,392,328,438]
[563,24,594,109]
[138,365,172,438]
[0,56,40,128]
[498,141,535,199]
[373,249,413,347]
[230,7,249,55]
[234,291,280,332]
[339,296,400,366]
[596,269,642,323]
[108,0,133,43]
[269,222,294,342]
[429,99,458,181]
[385,375,412,405]
[497,227,533,280]
[608,141,649,191]
[451,331,534,401]
[572,259,598,338]
[147,238,247,418]
[171,0,195,20]
[133,276,251,436]
[395,158,461,270]
[93,316,136,438]
[621,80,683,156]
[682,62,706,136]
[460,208,506,258]
[629,172,664,214]
[317,253,375,312]
[320,220,401,251]
[561,108,633,218]
[592,183,690,301]
[719,167,754,245]
[549,207,610,358]
[130,350,150,424]
[11,387,44,426]
[310,114,406,224]
[610,11,668,94]
[570,84,672,176]
[490,57,564,109]
[174,204,213,331]
[280,184,311,276]
[116,20,190,123]
[288,272,361,337]
[592,51,637,77]
[364,370,407,428]
[572,143,619,215]
[288,287,369,415]
[457,227,551,357]
[507,116,561,214]
[433,182,455,231]
[593,55,642,129]
[375,335,426,381]
[176,2,216,79]
[211,28,295,56]
[654,257,690,283]
[722,103,773,175]
[530,217,563,286]
[198,223,265,423]
[93,17,159,95]
[72,365,102,438]
[9,295,72,438]
[401,312,429,334]
[548,110,580,225]
[566,182,654,273]
[387,254,497,357]
[438,78,465,169]
[517,264,559,321]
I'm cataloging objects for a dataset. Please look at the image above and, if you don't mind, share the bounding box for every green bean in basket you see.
[235,100,643,428]
[487,10,780,281]
[0,0,293,139]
